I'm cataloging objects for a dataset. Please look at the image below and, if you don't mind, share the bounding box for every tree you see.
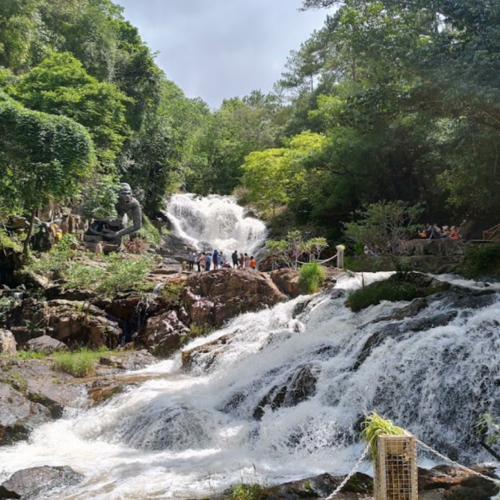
[343,200,423,271]
[9,52,130,170]
[0,92,96,259]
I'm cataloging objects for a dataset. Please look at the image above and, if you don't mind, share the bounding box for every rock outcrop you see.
[182,269,286,327]
[0,329,16,356]
[0,465,84,499]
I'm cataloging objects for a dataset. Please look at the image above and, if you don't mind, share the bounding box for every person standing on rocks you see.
[188,251,196,271]
[239,252,244,269]
[196,251,203,272]
[249,256,256,270]
[232,250,239,268]
[212,249,219,270]
[244,253,250,268]
[205,252,211,271]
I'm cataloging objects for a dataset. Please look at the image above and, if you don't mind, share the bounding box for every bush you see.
[299,262,326,294]
[460,243,500,279]
[99,253,154,295]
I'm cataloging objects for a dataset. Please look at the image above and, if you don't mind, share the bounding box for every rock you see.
[138,310,190,358]
[181,333,233,369]
[402,239,465,257]
[88,379,124,406]
[0,358,87,419]
[253,365,318,419]
[98,350,157,371]
[0,329,16,356]
[270,268,301,298]
[0,465,84,499]
[182,269,286,327]
[24,335,67,354]
[0,382,51,445]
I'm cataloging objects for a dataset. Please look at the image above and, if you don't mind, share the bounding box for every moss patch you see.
[346,273,450,312]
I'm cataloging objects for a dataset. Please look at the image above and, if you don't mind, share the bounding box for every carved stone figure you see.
[85,183,142,247]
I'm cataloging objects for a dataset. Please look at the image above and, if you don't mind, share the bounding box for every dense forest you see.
[1,0,500,243]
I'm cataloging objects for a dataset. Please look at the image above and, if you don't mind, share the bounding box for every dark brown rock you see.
[98,350,157,371]
[138,310,190,358]
[253,365,317,420]
[181,333,233,369]
[0,465,84,499]
[182,269,286,327]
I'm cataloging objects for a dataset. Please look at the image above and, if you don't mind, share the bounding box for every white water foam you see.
[165,193,267,256]
[1,273,499,499]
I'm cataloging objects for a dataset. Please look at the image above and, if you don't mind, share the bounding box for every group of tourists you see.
[419,224,461,240]
[187,250,256,272]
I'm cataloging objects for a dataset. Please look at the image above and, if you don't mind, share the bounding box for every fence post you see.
[375,435,418,500]
[336,245,345,269]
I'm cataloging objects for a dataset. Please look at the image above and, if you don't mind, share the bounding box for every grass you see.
[230,483,264,500]
[361,412,406,460]
[52,347,114,378]
[17,350,47,360]
[299,262,326,294]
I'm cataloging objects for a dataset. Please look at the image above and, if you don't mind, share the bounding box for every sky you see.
[115,0,327,108]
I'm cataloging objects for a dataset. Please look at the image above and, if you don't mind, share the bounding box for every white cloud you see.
[115,0,326,107]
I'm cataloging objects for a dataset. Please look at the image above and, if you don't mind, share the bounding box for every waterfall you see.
[1,273,500,499]
[165,194,267,256]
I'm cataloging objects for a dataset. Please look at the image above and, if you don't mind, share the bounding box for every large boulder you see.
[182,269,286,327]
[0,383,51,445]
[269,268,301,298]
[0,465,84,499]
[138,310,190,358]
[24,335,67,354]
[0,329,16,356]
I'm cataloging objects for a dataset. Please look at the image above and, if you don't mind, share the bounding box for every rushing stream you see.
[1,273,500,499]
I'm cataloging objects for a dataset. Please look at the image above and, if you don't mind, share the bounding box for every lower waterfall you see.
[0,273,499,499]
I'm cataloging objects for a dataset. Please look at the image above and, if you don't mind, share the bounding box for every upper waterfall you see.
[165,194,267,256]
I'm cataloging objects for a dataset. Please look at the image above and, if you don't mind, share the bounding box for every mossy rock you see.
[345,273,450,312]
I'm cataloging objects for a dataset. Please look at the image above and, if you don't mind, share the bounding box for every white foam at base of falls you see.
[0,272,499,499]
[165,194,267,256]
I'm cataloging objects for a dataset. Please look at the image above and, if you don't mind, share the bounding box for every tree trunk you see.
[22,207,37,264]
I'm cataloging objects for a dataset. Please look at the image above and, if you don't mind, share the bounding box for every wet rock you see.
[138,310,190,358]
[0,329,16,356]
[181,334,233,370]
[253,365,318,420]
[0,382,51,445]
[182,269,286,327]
[88,379,124,406]
[270,268,301,298]
[24,335,67,354]
[0,465,84,499]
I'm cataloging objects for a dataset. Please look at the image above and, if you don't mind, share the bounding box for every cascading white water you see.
[1,273,500,499]
[165,194,267,256]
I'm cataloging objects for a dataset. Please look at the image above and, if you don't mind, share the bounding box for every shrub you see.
[460,243,500,279]
[299,262,326,294]
[361,412,406,460]
[231,483,264,500]
[98,253,154,296]
[64,261,103,290]
[17,350,47,360]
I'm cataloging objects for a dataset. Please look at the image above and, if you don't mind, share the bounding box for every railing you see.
[483,223,500,241]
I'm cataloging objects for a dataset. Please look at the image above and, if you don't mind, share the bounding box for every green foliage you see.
[0,230,22,252]
[138,215,161,246]
[460,244,500,280]
[52,347,109,378]
[189,322,212,337]
[344,201,423,272]
[162,282,183,307]
[299,262,326,294]
[476,414,500,446]
[230,483,264,500]
[16,350,47,360]
[98,253,154,296]
[361,412,406,460]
